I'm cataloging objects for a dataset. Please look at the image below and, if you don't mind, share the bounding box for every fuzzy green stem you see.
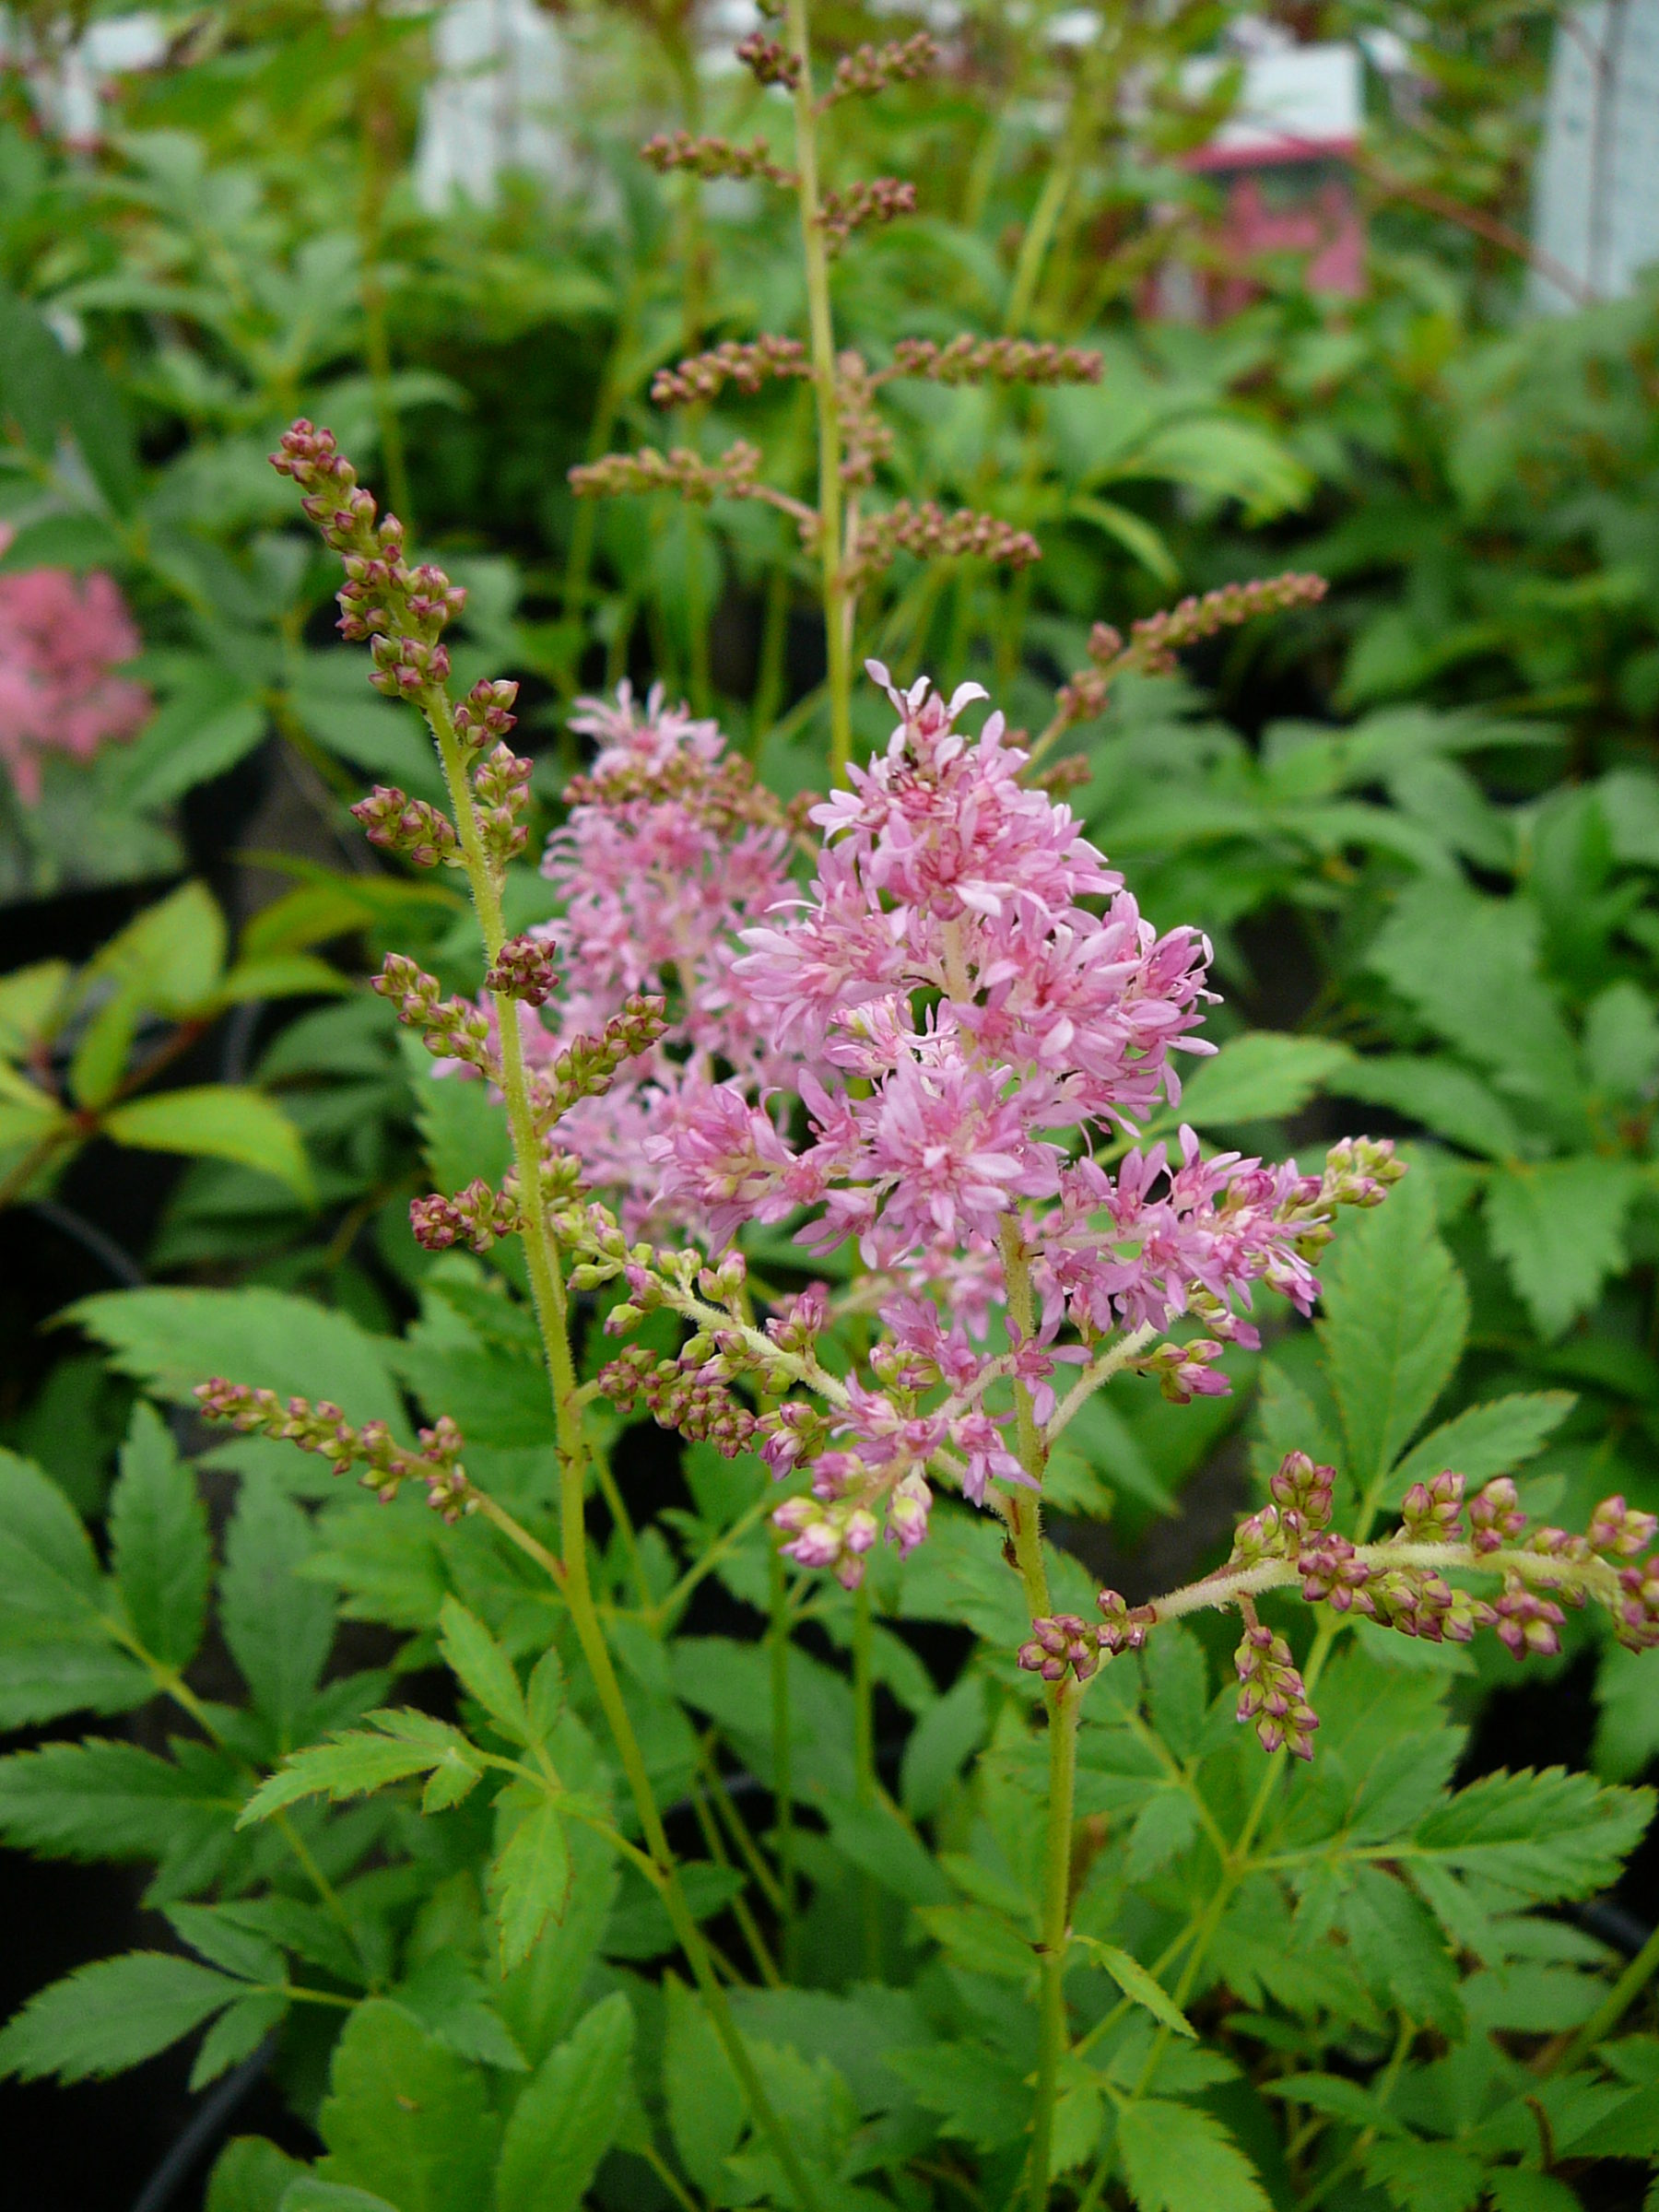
[771,1538,799,1973]
[785,0,853,778]
[853,1573,882,1973]
[422,687,825,2212]
[998,1215,1070,2209]
[1030,1681,1080,2212]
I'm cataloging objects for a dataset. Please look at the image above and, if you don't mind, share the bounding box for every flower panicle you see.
[651,336,811,409]
[1050,571,1329,734]
[373,953,497,1075]
[822,32,939,105]
[641,129,794,186]
[568,441,769,509]
[890,336,1103,387]
[818,177,916,253]
[193,1381,473,1520]
[849,500,1042,584]
[1020,1455,1659,1758]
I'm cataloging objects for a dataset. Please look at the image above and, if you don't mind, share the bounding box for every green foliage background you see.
[6,4,1659,2210]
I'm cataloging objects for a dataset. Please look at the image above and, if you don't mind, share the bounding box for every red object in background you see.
[1208,166,1365,316]
[1151,41,1368,323]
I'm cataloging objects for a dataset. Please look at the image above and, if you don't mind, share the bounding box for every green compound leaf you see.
[1410,1767,1655,1900]
[239,1720,479,1827]
[489,1797,571,1972]
[316,2000,499,2212]
[1116,2097,1272,2212]
[1177,1031,1355,1129]
[1361,2136,1485,2212]
[665,1973,746,2195]
[0,1952,242,2082]
[103,1087,314,1205]
[0,1449,150,1727]
[109,1400,211,1673]
[221,1483,335,1747]
[438,1596,531,1743]
[1319,1170,1468,1494]
[1072,1936,1196,2038]
[1388,1391,1575,1500]
[0,1736,237,1875]
[495,1991,634,2212]
[1484,1155,1643,1338]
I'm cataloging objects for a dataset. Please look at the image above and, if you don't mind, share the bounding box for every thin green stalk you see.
[784,0,853,778]
[561,277,644,696]
[997,1216,1073,2212]
[422,685,825,2212]
[358,0,413,530]
[771,1538,799,1974]
[1554,1914,1659,2069]
[1030,1681,1080,2212]
[689,1775,782,1987]
[853,1575,882,1974]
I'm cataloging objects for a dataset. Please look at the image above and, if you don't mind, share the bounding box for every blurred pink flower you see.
[0,560,150,802]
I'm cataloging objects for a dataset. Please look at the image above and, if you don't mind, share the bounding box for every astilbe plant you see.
[152,413,1659,2208]
[0,556,149,801]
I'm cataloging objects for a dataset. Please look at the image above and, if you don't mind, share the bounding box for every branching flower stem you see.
[416,678,827,2212]
[785,0,853,776]
[999,1218,1075,2212]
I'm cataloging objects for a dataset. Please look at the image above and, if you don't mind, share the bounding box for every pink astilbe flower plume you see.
[0,559,150,802]
[559,662,1400,1583]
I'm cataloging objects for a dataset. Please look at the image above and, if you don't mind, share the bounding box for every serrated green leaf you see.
[1485,1156,1643,1337]
[222,1483,335,1746]
[490,1799,571,1971]
[1116,2097,1272,2212]
[110,1400,210,1671]
[88,880,228,1018]
[205,2135,306,2212]
[884,2041,1030,2150]
[1074,1937,1195,2037]
[1334,1054,1523,1159]
[1362,2138,1484,2212]
[191,1989,288,2090]
[496,1991,634,2212]
[1125,1786,1201,1881]
[0,1951,241,2082]
[438,1596,530,1742]
[525,1648,565,1743]
[104,1088,314,1204]
[164,1902,285,1984]
[239,1733,448,1826]
[1389,1392,1575,1500]
[1319,1170,1467,1495]
[114,667,265,812]
[392,1955,526,2072]
[1338,1865,1464,2035]
[824,1794,951,1904]
[0,1449,149,1725]
[0,1736,237,1874]
[1178,1031,1355,1128]
[1411,1767,1654,1900]
[665,1973,746,2194]
[71,1286,406,1431]
[316,1999,499,2212]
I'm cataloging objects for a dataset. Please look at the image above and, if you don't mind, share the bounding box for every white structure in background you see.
[1533,0,1659,311]
[0,10,166,146]
[414,0,574,210]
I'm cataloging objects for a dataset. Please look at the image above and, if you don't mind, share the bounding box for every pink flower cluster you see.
[525,684,797,1234]
[0,560,149,802]
[546,665,1394,1584]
